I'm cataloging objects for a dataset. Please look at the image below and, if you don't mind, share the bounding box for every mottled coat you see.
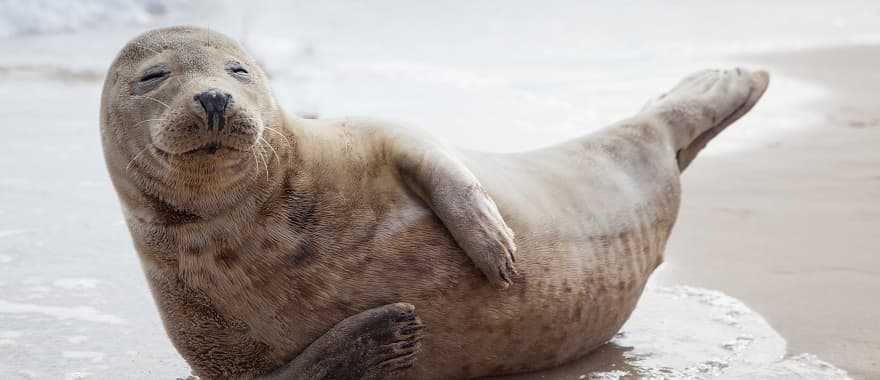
[100,26,768,379]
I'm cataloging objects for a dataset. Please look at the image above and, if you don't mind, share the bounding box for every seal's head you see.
[101,26,284,213]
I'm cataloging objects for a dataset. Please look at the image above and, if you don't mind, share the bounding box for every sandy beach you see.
[1,1,878,379]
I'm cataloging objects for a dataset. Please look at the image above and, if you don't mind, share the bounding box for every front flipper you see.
[262,303,424,380]
[388,128,518,289]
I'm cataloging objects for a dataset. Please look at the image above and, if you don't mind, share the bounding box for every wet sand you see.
[655,45,880,379]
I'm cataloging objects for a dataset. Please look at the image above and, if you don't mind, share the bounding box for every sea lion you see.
[100,26,768,379]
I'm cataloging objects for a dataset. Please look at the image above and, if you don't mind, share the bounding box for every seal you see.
[100,26,768,379]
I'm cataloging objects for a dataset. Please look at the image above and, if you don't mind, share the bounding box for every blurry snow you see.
[0,0,875,378]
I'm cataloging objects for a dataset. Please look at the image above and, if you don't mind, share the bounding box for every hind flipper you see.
[642,68,769,170]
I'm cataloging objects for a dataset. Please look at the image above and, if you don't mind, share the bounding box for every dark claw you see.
[400,324,425,336]
[499,267,511,284]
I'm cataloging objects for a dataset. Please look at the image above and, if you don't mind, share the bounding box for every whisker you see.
[236,111,293,150]
[249,149,261,180]
[253,142,269,180]
[258,134,280,163]
[126,144,152,171]
[235,112,293,152]
[263,126,292,150]
[133,95,171,110]
[259,148,270,179]
[131,118,166,128]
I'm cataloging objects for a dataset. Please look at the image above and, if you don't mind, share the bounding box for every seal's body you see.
[101,26,768,379]
[252,118,679,379]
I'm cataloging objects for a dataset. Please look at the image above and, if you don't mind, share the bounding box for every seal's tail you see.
[647,69,770,171]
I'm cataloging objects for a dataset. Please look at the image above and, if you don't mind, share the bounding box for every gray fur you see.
[100,26,768,379]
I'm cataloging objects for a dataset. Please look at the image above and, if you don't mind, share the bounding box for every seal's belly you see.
[377,206,672,379]
[369,156,680,378]
[368,144,680,379]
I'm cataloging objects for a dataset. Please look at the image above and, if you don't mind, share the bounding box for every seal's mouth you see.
[182,141,244,155]
[151,135,254,158]
[150,109,263,159]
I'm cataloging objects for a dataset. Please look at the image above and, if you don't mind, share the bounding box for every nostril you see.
[194,88,230,113]
[194,88,232,130]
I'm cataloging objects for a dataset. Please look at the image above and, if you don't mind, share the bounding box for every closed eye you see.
[140,70,169,82]
[226,62,251,80]
[132,64,171,95]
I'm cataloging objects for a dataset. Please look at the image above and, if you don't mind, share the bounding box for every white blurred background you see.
[4,0,879,152]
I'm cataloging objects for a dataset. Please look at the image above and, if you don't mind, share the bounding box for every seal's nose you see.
[193,88,232,131]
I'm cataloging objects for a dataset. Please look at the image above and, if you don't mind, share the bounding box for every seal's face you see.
[102,27,278,176]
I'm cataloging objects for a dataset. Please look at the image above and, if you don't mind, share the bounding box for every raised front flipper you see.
[386,128,518,289]
[262,303,424,380]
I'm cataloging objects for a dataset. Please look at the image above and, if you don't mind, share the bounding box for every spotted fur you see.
[100,26,768,379]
